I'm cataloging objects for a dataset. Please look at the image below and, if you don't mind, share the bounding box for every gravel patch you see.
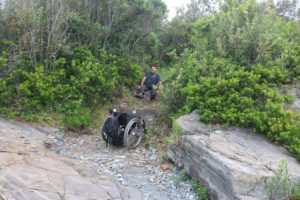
[44,131,199,200]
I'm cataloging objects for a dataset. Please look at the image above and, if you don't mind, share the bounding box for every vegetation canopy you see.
[1,0,300,162]
[160,0,300,161]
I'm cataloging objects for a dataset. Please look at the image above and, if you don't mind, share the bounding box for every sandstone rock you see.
[0,119,143,200]
[167,111,300,200]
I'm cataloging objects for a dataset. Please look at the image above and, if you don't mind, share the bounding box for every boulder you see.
[167,111,300,200]
[0,119,143,200]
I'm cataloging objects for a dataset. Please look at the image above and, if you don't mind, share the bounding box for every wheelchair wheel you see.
[123,118,145,149]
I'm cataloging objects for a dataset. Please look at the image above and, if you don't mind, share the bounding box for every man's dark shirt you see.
[144,72,161,88]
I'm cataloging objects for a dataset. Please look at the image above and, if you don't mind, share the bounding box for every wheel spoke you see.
[123,117,146,148]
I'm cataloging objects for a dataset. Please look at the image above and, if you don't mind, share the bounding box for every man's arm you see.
[156,74,162,90]
[156,80,162,90]
[140,76,147,86]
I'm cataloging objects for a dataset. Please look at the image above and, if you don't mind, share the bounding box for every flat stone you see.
[0,118,143,200]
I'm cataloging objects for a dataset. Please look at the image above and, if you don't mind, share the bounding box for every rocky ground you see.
[0,94,199,200]
[45,95,198,200]
[44,130,198,200]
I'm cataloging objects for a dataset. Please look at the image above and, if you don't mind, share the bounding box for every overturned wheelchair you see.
[101,109,146,148]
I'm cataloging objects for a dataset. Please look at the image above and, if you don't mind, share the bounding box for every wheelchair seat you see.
[117,112,136,126]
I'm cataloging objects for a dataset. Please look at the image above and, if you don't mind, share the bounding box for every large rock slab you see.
[0,119,143,200]
[167,111,300,200]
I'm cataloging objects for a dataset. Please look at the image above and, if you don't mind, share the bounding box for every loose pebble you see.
[45,131,199,200]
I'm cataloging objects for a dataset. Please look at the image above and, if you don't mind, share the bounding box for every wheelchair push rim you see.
[124,118,145,149]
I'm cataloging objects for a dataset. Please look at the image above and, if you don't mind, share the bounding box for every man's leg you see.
[136,85,147,98]
[150,87,157,100]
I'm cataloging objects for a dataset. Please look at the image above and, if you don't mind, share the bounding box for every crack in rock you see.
[0,150,29,156]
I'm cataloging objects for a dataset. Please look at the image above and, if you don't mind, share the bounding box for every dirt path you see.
[47,94,198,200]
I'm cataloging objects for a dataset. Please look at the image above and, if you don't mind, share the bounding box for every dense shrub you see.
[0,47,142,129]
[170,55,300,160]
[163,0,300,160]
[115,58,143,89]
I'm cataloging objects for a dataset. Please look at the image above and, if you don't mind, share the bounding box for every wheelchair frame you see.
[101,109,146,149]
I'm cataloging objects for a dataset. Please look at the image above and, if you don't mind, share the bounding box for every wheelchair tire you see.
[123,118,145,149]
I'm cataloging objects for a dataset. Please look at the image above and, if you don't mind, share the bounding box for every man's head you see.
[150,64,157,74]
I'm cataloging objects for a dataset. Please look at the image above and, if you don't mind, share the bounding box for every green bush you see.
[292,180,300,199]
[267,160,292,200]
[173,169,210,199]
[63,106,93,132]
[174,170,190,186]
[0,47,143,130]
[267,160,300,200]
[162,0,300,160]
[159,80,186,125]
[115,58,143,88]
[179,58,300,159]
[191,179,210,200]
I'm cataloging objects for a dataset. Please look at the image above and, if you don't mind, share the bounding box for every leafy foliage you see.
[191,179,210,200]
[292,180,300,199]
[174,170,190,186]
[174,169,210,200]
[267,160,300,200]
[267,160,292,199]
[0,0,165,130]
[163,0,300,159]
[0,47,141,130]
